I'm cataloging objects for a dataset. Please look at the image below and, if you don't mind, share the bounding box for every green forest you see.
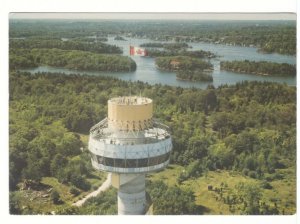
[146,48,216,59]
[10,20,296,55]
[9,48,136,72]
[9,37,136,72]
[140,42,189,50]
[220,60,296,77]
[10,38,122,54]
[9,71,296,215]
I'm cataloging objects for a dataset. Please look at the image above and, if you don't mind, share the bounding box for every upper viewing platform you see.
[108,96,153,131]
[108,96,152,105]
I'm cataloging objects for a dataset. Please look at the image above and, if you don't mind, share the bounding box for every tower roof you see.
[109,96,152,106]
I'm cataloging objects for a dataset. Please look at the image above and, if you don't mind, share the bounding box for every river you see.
[23,37,296,89]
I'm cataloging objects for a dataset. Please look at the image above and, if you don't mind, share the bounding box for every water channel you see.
[23,36,296,89]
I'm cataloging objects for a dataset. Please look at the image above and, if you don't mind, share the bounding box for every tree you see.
[9,192,21,214]
[51,190,61,204]
[22,148,44,182]
[208,142,234,169]
[147,180,198,215]
[50,153,68,177]
[235,182,262,215]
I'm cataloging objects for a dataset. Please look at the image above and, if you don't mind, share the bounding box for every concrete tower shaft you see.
[88,96,172,215]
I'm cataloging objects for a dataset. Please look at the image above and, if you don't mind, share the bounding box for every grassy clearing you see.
[147,164,183,186]
[262,167,296,214]
[183,170,258,214]
[148,164,296,215]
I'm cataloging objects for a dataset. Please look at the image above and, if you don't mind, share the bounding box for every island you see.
[220,60,296,77]
[140,42,216,59]
[140,42,189,50]
[114,36,127,41]
[10,48,137,72]
[146,49,216,59]
[10,38,121,54]
[155,56,213,82]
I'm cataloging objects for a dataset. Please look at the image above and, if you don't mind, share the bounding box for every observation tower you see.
[88,96,172,215]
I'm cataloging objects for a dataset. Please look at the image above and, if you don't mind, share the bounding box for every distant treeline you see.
[144,25,296,55]
[197,26,296,55]
[10,38,122,54]
[9,48,136,72]
[10,20,296,55]
[71,36,108,42]
[140,42,189,50]
[220,60,296,76]
[146,49,216,58]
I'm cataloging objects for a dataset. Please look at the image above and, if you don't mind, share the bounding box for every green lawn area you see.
[148,164,296,215]
[262,167,296,215]
[183,170,257,214]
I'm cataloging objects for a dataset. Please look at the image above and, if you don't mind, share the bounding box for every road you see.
[72,173,112,207]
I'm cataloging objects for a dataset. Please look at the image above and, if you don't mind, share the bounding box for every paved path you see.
[72,173,112,207]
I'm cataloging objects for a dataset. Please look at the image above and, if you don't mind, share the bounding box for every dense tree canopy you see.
[156,56,213,72]
[10,38,122,54]
[140,42,189,50]
[9,48,136,71]
[147,180,199,214]
[220,60,296,76]
[176,70,213,82]
[146,49,216,58]
[9,71,296,214]
[10,72,295,191]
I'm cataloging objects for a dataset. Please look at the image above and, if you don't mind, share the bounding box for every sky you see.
[9,12,296,20]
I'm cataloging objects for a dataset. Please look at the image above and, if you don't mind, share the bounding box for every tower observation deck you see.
[88,96,172,215]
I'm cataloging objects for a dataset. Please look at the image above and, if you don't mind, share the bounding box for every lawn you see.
[148,164,296,215]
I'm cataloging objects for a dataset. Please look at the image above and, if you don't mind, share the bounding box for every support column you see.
[115,174,146,215]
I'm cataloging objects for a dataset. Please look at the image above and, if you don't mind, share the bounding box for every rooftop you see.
[109,96,152,105]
